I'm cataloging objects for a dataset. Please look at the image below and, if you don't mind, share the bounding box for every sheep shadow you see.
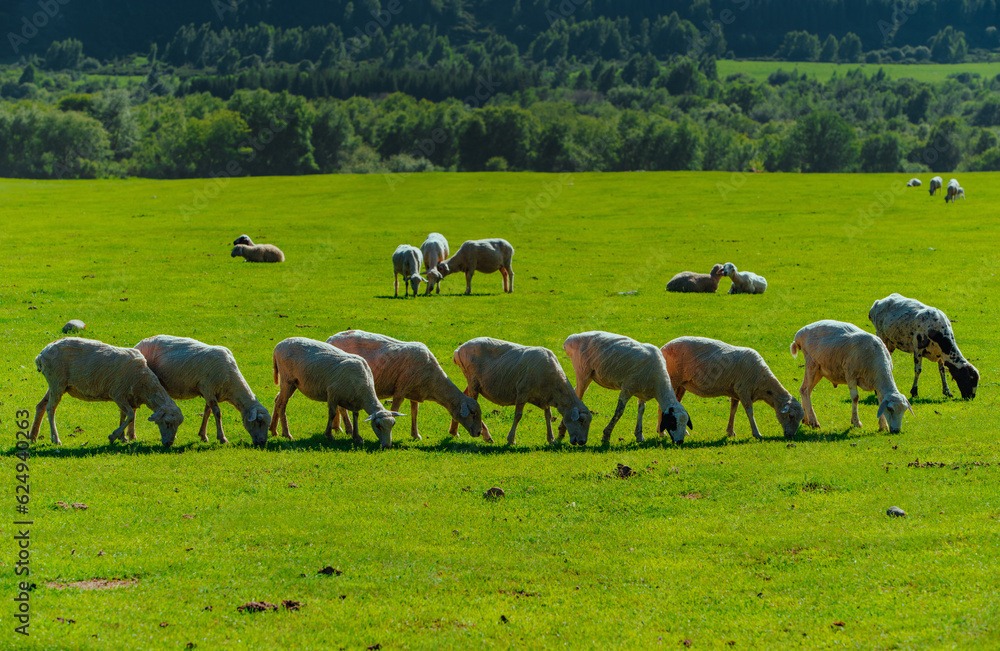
[840,394,951,406]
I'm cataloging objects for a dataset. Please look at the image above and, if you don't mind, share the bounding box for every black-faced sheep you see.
[233,234,254,245]
[232,243,285,263]
[425,238,515,295]
[666,264,725,293]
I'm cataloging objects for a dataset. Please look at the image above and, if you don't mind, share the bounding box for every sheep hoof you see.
[634,432,645,443]
[217,436,228,444]
[411,432,422,441]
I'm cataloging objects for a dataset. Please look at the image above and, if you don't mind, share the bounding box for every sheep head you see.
[777,398,805,439]
[876,393,913,433]
[658,405,692,444]
[561,404,592,446]
[148,404,185,447]
[233,234,253,245]
[231,246,245,258]
[721,262,736,277]
[408,273,427,297]
[242,403,271,446]
[945,361,979,400]
[454,397,483,438]
[364,410,402,449]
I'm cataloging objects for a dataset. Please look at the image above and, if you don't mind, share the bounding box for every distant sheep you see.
[661,336,803,440]
[135,335,270,445]
[270,337,401,448]
[666,264,725,293]
[906,178,921,187]
[929,176,943,196]
[233,234,254,245]
[28,337,184,446]
[231,243,284,263]
[722,262,767,295]
[791,320,912,433]
[562,331,692,444]
[392,244,427,298]
[426,238,515,295]
[945,178,964,203]
[451,337,591,445]
[868,293,979,400]
[420,233,449,295]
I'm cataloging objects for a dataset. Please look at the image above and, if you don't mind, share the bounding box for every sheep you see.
[945,178,962,203]
[721,262,767,295]
[393,244,427,298]
[134,335,271,445]
[666,264,725,293]
[233,234,254,245]
[326,330,482,440]
[425,238,515,295]
[269,337,402,448]
[561,331,692,445]
[929,176,943,196]
[450,337,592,445]
[231,243,284,263]
[420,233,450,295]
[28,337,184,447]
[790,320,913,433]
[661,336,803,440]
[868,293,979,400]
[906,178,922,187]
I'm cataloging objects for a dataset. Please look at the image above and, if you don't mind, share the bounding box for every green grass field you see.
[2,171,998,649]
[718,59,1000,83]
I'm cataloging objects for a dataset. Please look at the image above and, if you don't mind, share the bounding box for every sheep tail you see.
[273,354,279,385]
[790,340,800,358]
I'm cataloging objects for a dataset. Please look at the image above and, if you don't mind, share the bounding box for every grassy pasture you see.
[1,171,999,649]
[717,59,1000,83]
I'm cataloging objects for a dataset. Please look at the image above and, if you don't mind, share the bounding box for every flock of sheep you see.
[907,175,966,203]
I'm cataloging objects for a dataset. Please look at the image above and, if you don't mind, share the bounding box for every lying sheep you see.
[907,178,921,187]
[868,293,979,400]
[721,262,767,295]
[420,233,449,295]
[28,337,184,446]
[791,320,913,433]
[561,331,692,444]
[929,176,943,196]
[270,337,401,448]
[134,335,270,445]
[426,238,515,295]
[233,234,254,245]
[666,264,725,293]
[326,330,482,440]
[451,337,591,445]
[661,336,803,440]
[392,244,426,298]
[231,243,285,263]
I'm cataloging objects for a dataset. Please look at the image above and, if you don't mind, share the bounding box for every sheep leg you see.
[848,381,863,429]
[743,400,763,440]
[323,399,338,439]
[464,271,474,295]
[500,267,509,293]
[394,274,399,298]
[603,392,631,443]
[799,363,823,428]
[633,401,646,443]
[40,390,65,446]
[29,390,49,442]
[197,402,212,442]
[910,350,922,398]
[110,402,134,444]
[211,402,227,443]
[726,398,739,437]
[270,382,296,439]
[544,406,555,443]
[392,396,419,441]
[340,407,353,435]
[506,403,525,445]
[505,265,514,292]
[937,360,953,398]
[351,411,364,445]
[875,390,890,432]
[675,385,686,401]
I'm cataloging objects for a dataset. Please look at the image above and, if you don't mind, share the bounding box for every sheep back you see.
[453,337,568,408]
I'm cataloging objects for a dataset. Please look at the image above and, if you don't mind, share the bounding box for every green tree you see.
[929,27,967,63]
[778,31,820,61]
[227,89,318,175]
[794,111,858,172]
[924,117,962,172]
[18,65,35,85]
[43,39,84,70]
[859,133,901,172]
[838,33,863,63]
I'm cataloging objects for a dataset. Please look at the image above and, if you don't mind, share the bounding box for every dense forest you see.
[2,0,1000,178]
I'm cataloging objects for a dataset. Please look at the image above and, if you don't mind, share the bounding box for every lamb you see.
[906,178,921,187]
[721,262,767,295]
[392,244,427,298]
[790,320,913,433]
[233,234,254,245]
[450,337,591,445]
[231,243,285,263]
[561,331,692,444]
[420,233,450,295]
[269,337,401,448]
[929,176,943,196]
[28,337,184,447]
[666,264,725,293]
[425,238,515,295]
[661,336,803,440]
[326,330,482,440]
[868,293,979,400]
[134,335,270,445]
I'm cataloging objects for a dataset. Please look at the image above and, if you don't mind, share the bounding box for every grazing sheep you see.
[233,234,254,245]
[906,178,921,187]
[134,335,271,445]
[666,264,725,293]
[420,233,450,295]
[425,238,515,295]
[393,244,427,298]
[929,176,943,196]
[661,336,803,440]
[945,178,961,203]
[269,337,401,448]
[450,337,591,445]
[561,331,692,444]
[326,330,482,440]
[28,337,184,446]
[231,243,285,263]
[868,293,979,400]
[791,320,913,433]
[721,262,768,295]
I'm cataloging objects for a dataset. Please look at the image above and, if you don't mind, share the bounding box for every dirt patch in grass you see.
[47,578,138,590]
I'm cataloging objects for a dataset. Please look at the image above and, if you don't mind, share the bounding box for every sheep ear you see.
[147,411,161,422]
[906,400,915,416]
[780,403,790,414]
[569,407,579,421]
[686,412,694,431]
[363,414,375,422]
[388,411,405,417]
[248,407,257,421]
[876,401,887,419]
[460,402,470,418]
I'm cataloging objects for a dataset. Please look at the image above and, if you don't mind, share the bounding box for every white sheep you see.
[661,336,803,440]
[451,337,592,445]
[945,178,962,203]
[420,233,450,295]
[721,262,767,295]
[28,337,184,446]
[929,176,943,196]
[666,264,725,293]
[791,320,913,433]
[231,243,285,262]
[868,293,979,400]
[233,234,254,245]
[425,238,515,295]
[270,337,402,448]
[134,335,271,445]
[393,244,427,298]
[906,178,921,187]
[326,330,482,440]
[561,331,692,444]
